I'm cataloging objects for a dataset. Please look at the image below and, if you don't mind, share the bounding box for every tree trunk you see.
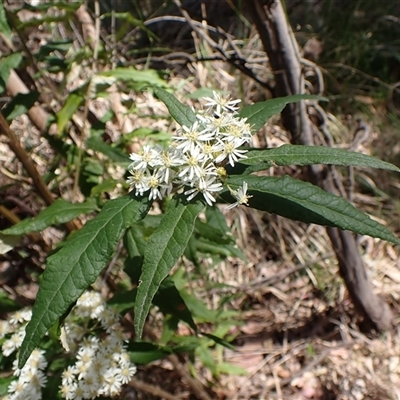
[247,0,395,331]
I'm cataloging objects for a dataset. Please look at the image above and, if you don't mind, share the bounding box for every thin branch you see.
[171,0,273,92]
[128,377,185,400]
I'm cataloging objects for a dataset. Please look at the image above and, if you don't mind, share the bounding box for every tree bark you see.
[247,0,394,331]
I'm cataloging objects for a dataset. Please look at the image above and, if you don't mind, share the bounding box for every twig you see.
[168,353,213,400]
[171,0,273,91]
[128,377,185,400]
[0,113,79,232]
[0,204,21,225]
[271,341,355,391]
[5,196,36,216]
[0,112,54,206]
[140,325,213,400]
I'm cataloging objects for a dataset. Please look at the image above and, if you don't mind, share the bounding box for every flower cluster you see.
[1,309,48,400]
[59,291,136,399]
[127,91,252,207]
[1,291,136,400]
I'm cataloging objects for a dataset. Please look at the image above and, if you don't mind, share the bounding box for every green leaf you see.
[90,178,120,197]
[0,232,20,254]
[134,197,204,339]
[2,91,39,120]
[205,206,231,232]
[1,199,98,235]
[100,68,168,87]
[86,136,130,166]
[0,289,20,312]
[239,94,327,133]
[0,376,14,397]
[18,195,152,368]
[153,277,197,331]
[56,92,84,135]
[200,332,235,350]
[226,175,400,245]
[0,53,22,92]
[127,341,171,364]
[195,220,233,245]
[34,39,73,61]
[108,289,137,314]
[235,145,400,174]
[102,12,156,41]
[194,237,243,258]
[0,1,12,42]
[153,87,197,128]
[124,127,172,142]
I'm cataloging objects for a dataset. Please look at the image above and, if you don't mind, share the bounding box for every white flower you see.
[203,91,241,115]
[99,370,123,397]
[129,145,160,171]
[61,366,76,386]
[178,146,207,182]
[7,379,27,395]
[98,307,120,331]
[214,139,248,167]
[9,309,32,325]
[157,149,183,183]
[174,121,214,153]
[0,320,11,339]
[185,176,223,206]
[127,168,151,196]
[60,381,77,400]
[115,363,137,384]
[226,181,252,209]
[23,349,48,372]
[197,113,231,136]
[2,329,25,356]
[220,117,252,143]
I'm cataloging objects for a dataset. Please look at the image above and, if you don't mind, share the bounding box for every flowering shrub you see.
[1,87,399,390]
[1,291,136,400]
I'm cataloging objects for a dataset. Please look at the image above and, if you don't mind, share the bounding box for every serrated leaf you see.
[56,92,84,135]
[1,199,98,235]
[239,94,327,133]
[134,197,204,339]
[18,195,152,368]
[153,87,197,128]
[100,68,167,87]
[0,53,22,92]
[235,145,400,173]
[226,175,400,245]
